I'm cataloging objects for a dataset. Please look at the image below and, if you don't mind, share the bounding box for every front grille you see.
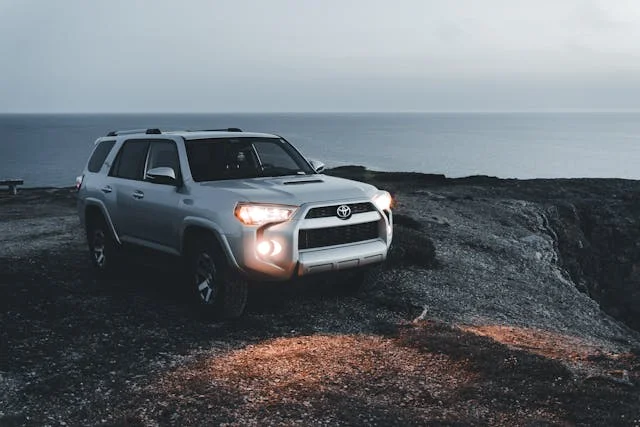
[305,202,375,219]
[298,221,379,250]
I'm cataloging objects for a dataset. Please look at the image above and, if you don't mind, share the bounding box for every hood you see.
[197,174,378,206]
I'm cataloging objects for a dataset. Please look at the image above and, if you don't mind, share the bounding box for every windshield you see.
[186,137,314,182]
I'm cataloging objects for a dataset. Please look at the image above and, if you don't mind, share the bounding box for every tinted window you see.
[187,139,257,181]
[110,140,150,180]
[88,140,115,173]
[186,138,313,182]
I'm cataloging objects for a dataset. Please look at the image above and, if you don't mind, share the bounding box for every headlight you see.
[234,203,297,226]
[372,191,392,211]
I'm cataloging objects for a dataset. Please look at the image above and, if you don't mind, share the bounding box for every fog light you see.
[256,240,283,257]
[271,240,282,256]
[257,241,272,256]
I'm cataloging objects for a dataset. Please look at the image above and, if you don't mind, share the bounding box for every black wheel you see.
[86,216,120,278]
[188,239,248,319]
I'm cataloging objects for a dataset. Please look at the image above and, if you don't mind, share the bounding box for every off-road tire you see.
[187,238,248,319]
[86,215,120,278]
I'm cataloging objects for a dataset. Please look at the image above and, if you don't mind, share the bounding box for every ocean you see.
[1,112,639,188]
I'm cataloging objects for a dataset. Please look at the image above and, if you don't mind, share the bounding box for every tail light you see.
[75,175,84,191]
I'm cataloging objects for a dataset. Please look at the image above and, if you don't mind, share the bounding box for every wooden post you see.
[9,184,17,195]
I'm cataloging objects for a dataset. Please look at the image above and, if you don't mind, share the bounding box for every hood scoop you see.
[282,179,324,185]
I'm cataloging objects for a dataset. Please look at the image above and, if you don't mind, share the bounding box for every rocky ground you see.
[1,171,640,426]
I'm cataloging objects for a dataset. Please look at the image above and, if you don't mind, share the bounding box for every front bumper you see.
[296,239,387,276]
[226,201,392,281]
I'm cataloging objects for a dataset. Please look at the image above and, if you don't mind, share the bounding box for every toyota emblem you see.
[336,204,352,220]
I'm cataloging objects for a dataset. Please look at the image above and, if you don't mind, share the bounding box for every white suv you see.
[77,128,393,317]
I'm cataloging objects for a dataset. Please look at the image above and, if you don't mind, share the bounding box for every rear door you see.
[108,139,151,241]
[83,139,118,226]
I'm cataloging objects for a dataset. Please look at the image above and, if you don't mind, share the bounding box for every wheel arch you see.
[84,198,121,244]
[180,217,240,270]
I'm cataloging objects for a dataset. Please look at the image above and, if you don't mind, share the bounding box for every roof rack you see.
[106,128,162,137]
[186,128,243,133]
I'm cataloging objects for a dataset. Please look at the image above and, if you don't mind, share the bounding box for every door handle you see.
[101,185,112,194]
[132,190,144,200]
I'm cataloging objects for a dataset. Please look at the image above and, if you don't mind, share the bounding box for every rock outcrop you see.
[540,182,640,331]
[329,167,640,336]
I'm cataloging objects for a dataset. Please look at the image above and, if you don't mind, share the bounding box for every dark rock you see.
[325,166,446,186]
[548,198,640,331]
[392,213,422,230]
[387,225,437,269]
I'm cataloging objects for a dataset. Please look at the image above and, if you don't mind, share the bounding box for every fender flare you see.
[84,198,121,245]
[180,217,240,269]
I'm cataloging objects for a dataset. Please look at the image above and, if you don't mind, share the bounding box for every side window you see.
[145,141,181,180]
[109,140,150,180]
[87,140,115,173]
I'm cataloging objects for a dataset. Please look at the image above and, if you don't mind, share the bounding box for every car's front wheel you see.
[188,239,248,319]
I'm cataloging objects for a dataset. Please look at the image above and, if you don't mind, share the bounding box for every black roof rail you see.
[186,127,243,133]
[106,128,162,137]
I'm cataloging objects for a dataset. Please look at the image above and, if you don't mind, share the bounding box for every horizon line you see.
[4,109,640,115]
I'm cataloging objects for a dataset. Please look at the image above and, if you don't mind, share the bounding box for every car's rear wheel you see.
[188,238,248,319]
[86,216,120,278]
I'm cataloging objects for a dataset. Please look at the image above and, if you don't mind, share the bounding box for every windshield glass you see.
[186,137,314,182]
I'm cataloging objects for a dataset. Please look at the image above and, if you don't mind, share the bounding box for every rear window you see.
[87,140,115,173]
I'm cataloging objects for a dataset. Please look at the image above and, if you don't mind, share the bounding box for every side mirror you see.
[309,159,325,173]
[146,167,177,185]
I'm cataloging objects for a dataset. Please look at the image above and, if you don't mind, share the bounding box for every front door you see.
[130,140,183,251]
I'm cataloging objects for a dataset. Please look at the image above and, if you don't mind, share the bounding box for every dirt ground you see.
[1,184,639,426]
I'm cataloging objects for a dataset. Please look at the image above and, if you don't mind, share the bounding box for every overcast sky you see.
[2,0,640,112]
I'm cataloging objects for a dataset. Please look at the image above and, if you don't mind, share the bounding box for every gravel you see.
[1,182,639,426]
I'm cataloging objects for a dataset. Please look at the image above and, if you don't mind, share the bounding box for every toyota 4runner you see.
[76,128,393,317]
